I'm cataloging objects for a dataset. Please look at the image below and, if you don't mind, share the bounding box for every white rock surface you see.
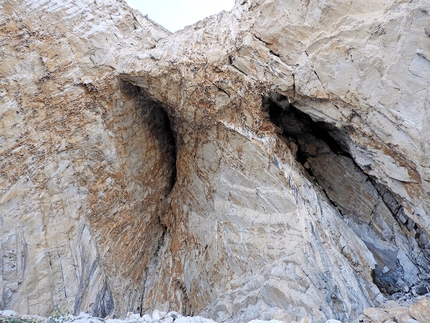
[0,310,17,317]
[0,0,173,317]
[1,0,429,322]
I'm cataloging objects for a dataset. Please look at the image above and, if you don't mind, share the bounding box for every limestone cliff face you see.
[0,0,173,316]
[1,0,429,322]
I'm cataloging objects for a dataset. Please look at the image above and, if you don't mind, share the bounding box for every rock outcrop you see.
[0,0,429,322]
[1,0,173,316]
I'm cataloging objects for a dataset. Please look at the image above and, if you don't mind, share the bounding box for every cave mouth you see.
[263,93,430,299]
[114,81,179,316]
[264,93,351,165]
[120,80,178,193]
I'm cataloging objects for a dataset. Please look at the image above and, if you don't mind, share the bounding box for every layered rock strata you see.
[0,0,429,322]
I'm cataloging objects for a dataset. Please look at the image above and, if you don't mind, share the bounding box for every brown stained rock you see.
[2,0,430,322]
[356,304,412,323]
[382,306,410,323]
[0,0,173,317]
[363,308,394,322]
[409,298,430,323]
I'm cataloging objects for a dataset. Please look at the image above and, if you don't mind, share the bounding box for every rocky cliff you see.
[1,0,429,322]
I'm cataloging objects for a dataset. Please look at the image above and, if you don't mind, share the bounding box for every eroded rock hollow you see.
[1,0,429,322]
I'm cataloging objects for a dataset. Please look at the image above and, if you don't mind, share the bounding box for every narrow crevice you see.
[252,33,271,45]
[138,269,148,316]
[213,82,231,98]
[230,61,249,76]
[92,280,115,318]
[138,227,168,316]
[175,280,194,316]
[228,53,249,76]
[264,93,430,299]
[118,81,178,313]
[269,49,280,57]
[151,228,168,274]
[165,121,177,194]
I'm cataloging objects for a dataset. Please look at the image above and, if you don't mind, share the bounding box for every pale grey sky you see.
[126,0,235,32]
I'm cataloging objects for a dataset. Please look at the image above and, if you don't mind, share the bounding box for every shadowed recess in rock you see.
[264,94,430,299]
[85,81,178,317]
[92,281,115,318]
[120,82,178,314]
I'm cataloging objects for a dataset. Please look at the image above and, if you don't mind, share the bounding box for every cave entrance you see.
[264,93,430,298]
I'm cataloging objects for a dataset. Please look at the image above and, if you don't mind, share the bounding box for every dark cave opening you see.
[264,93,430,299]
[120,81,178,193]
[265,93,351,161]
[118,81,178,315]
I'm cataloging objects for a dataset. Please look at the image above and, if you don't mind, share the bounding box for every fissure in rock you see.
[93,281,115,318]
[264,93,430,299]
[120,80,178,197]
[138,86,177,310]
[115,81,178,315]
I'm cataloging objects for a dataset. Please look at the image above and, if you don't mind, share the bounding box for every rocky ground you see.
[1,297,430,323]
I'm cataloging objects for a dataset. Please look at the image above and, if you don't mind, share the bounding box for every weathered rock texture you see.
[1,0,429,322]
[1,0,173,316]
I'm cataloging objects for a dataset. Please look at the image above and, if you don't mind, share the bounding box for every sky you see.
[126,0,235,32]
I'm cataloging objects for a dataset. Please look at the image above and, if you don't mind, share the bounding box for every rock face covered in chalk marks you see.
[1,0,429,322]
